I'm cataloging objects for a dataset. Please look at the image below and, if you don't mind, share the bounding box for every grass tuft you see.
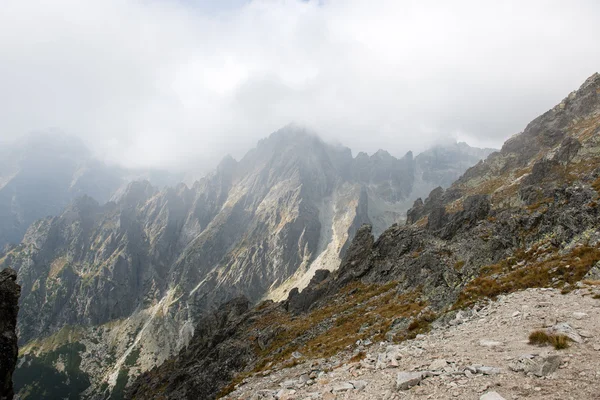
[550,334,570,350]
[528,330,550,346]
[349,351,366,363]
[528,330,571,350]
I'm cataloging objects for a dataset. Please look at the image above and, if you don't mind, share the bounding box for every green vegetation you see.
[125,347,141,367]
[13,343,90,399]
[109,367,130,400]
[251,281,425,366]
[20,325,86,355]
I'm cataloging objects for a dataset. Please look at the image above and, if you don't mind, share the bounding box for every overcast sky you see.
[1,0,599,170]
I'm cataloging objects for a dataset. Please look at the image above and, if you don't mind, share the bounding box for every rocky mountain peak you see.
[111,180,158,207]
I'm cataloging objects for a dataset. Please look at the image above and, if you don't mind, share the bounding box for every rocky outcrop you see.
[0,268,20,400]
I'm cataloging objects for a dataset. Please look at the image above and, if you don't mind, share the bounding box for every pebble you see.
[349,380,367,390]
[573,312,589,320]
[480,392,506,400]
[332,382,354,392]
[479,339,503,347]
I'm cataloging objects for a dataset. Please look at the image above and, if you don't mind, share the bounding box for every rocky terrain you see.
[127,73,600,399]
[222,285,600,400]
[0,268,20,400]
[0,128,489,398]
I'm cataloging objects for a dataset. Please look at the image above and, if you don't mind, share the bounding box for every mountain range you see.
[0,128,493,399]
[3,72,600,399]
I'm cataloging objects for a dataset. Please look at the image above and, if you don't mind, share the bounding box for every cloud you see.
[1,0,599,170]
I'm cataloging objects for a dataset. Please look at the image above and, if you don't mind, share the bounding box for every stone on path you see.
[429,359,448,370]
[396,371,424,390]
[530,355,561,377]
[547,323,583,343]
[573,312,589,320]
[332,382,354,392]
[349,380,367,390]
[479,339,503,347]
[480,392,506,400]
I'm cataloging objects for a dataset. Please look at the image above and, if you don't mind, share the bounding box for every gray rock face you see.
[0,268,20,400]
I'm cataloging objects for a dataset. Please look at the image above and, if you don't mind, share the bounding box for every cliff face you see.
[128,73,600,399]
[0,269,20,400]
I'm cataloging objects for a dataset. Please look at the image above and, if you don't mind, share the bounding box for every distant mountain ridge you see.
[0,133,178,250]
[0,127,493,399]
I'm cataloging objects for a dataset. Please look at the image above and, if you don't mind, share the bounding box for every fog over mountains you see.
[1,2,599,400]
[0,133,182,250]
[0,126,493,398]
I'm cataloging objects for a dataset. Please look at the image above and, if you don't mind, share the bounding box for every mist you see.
[1,0,599,171]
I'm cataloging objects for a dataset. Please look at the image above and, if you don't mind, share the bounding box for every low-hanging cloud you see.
[1,0,599,170]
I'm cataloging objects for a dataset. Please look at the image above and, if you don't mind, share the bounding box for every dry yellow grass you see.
[454,245,600,309]
[528,330,571,350]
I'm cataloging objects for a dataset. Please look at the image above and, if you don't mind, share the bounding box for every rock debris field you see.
[224,284,600,400]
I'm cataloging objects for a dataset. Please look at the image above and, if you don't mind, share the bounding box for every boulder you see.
[509,354,561,377]
[332,382,354,392]
[547,323,583,343]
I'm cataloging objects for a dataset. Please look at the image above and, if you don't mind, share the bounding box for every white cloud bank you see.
[1,0,599,169]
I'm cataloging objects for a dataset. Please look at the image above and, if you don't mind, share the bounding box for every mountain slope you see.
[0,128,491,399]
[127,73,600,399]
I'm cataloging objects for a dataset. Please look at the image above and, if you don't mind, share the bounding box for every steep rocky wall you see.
[0,268,20,400]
